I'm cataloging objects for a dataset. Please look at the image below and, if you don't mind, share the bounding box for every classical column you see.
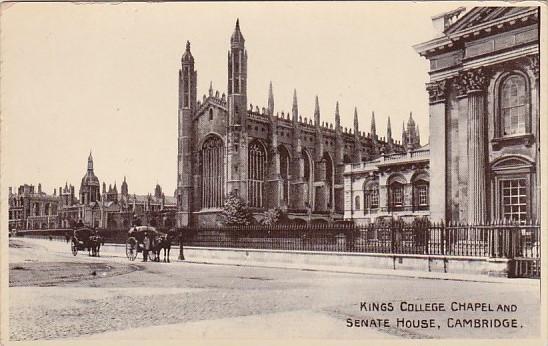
[459,68,489,224]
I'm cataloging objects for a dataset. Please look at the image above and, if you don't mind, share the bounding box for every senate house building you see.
[176,20,406,227]
[344,6,540,225]
[413,6,540,223]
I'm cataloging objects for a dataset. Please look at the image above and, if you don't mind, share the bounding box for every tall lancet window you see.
[248,141,267,208]
[501,74,528,136]
[303,149,313,208]
[278,145,290,206]
[323,152,334,209]
[201,135,224,209]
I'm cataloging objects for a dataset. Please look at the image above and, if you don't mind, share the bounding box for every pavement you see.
[69,239,538,286]
[7,237,543,343]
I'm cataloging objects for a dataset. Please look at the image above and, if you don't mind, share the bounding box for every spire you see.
[121,176,128,196]
[231,18,245,48]
[314,95,320,126]
[181,40,194,63]
[209,81,213,97]
[408,111,415,126]
[267,81,274,116]
[87,151,94,172]
[292,89,298,122]
[370,112,376,138]
[402,121,407,146]
[335,101,341,129]
[387,116,392,142]
[353,107,359,134]
[417,125,421,145]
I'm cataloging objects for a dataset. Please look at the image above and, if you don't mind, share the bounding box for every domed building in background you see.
[79,152,101,205]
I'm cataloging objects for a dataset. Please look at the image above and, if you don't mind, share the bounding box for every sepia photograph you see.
[1,2,545,345]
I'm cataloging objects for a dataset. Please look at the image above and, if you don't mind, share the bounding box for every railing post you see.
[441,221,446,256]
[178,228,185,260]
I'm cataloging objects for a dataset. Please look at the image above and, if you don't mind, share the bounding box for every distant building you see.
[414,7,540,223]
[72,154,177,229]
[8,153,177,230]
[176,20,405,227]
[8,184,59,230]
[344,116,429,224]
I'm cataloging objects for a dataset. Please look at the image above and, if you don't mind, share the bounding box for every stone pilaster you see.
[426,79,449,222]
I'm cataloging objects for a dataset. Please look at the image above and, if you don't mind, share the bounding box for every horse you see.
[88,235,103,257]
[152,230,177,262]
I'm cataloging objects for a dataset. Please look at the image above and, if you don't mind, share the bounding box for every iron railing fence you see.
[176,220,540,260]
[13,221,540,260]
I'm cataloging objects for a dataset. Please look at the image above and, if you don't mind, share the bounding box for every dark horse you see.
[152,229,177,262]
[88,235,104,257]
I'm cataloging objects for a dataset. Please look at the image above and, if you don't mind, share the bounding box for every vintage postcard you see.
[1,1,546,345]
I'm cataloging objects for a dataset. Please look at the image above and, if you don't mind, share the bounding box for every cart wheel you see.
[71,241,78,256]
[126,237,137,261]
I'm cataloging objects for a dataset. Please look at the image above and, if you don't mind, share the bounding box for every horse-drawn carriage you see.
[71,227,103,256]
[125,226,176,262]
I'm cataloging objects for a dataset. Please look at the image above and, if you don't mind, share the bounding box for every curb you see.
[177,258,538,286]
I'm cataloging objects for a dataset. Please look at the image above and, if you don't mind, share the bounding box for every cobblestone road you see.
[8,238,541,341]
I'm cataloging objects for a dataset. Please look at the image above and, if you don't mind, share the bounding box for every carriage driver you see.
[143,231,151,262]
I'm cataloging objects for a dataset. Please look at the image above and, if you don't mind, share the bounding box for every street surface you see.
[8,237,540,341]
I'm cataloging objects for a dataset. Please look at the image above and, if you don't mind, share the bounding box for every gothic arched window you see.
[323,152,334,209]
[209,108,214,121]
[248,141,266,208]
[303,149,314,208]
[500,74,528,136]
[200,135,224,209]
[278,145,290,206]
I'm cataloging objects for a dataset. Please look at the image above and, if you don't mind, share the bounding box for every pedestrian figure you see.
[143,231,151,262]
[65,231,70,243]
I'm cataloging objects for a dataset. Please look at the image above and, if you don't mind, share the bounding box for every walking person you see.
[143,231,151,262]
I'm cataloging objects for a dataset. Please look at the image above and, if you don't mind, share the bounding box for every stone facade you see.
[176,20,405,227]
[414,7,540,223]
[8,184,60,230]
[344,116,428,225]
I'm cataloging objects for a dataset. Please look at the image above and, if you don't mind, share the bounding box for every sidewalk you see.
[13,237,539,286]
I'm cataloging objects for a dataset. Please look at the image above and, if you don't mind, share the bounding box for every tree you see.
[220,191,252,226]
[260,207,283,226]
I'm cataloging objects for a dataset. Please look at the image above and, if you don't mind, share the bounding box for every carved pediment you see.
[491,155,534,171]
[445,7,535,35]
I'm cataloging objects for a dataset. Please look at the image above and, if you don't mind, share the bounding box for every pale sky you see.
[1,2,458,196]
